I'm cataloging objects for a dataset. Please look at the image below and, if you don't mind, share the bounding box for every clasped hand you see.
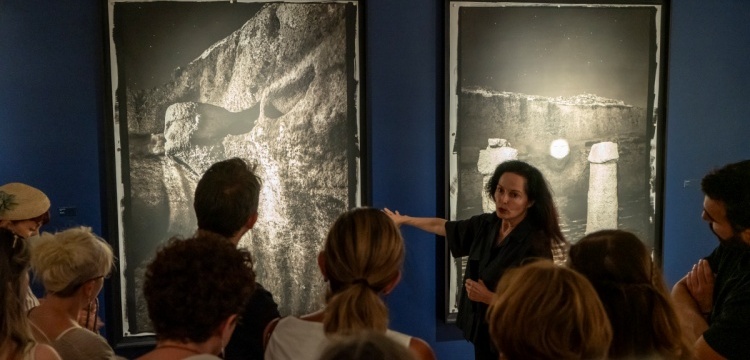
[686,258,715,314]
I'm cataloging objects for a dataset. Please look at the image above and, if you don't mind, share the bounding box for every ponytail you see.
[323,281,389,335]
[321,208,404,336]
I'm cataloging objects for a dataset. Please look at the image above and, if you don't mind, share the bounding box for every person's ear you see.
[317,252,327,280]
[382,270,402,295]
[246,212,258,230]
[81,280,97,301]
[218,314,239,346]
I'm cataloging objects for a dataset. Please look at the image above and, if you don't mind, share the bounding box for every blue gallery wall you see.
[0,0,105,234]
[1,0,749,358]
[661,0,750,285]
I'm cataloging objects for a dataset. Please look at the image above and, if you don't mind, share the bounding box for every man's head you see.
[0,182,51,239]
[194,158,262,240]
[701,160,750,245]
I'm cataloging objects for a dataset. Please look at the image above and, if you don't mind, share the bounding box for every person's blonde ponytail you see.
[321,208,404,335]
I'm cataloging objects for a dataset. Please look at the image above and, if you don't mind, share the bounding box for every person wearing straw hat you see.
[0,182,51,240]
[0,182,51,312]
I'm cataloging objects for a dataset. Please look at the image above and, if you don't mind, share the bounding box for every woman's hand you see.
[465,279,493,305]
[383,208,408,227]
[78,301,104,333]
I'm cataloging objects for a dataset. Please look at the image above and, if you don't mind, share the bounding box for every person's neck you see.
[39,295,83,321]
[196,228,244,247]
[152,339,216,358]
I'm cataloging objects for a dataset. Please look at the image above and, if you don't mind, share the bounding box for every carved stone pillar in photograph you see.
[586,141,619,234]
[477,138,518,213]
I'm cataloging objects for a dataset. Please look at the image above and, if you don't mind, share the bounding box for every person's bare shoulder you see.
[34,344,62,360]
[409,337,436,360]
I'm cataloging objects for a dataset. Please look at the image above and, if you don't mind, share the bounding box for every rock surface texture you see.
[117,3,358,331]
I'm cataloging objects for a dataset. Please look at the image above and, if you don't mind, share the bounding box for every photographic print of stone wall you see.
[107,1,361,335]
[445,2,665,318]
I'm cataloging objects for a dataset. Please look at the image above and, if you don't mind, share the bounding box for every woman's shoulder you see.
[407,337,436,360]
[454,212,497,226]
[183,355,223,360]
[32,344,62,360]
[55,327,114,355]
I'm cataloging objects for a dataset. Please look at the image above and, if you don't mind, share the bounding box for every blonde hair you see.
[30,227,114,297]
[322,208,404,335]
[488,260,612,360]
[1,228,35,359]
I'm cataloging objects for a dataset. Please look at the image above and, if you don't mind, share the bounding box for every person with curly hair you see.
[568,229,693,359]
[0,228,60,360]
[487,260,611,360]
[384,160,567,359]
[27,227,116,359]
[264,208,435,360]
[136,233,256,360]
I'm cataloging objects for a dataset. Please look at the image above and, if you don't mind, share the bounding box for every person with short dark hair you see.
[137,233,256,360]
[384,160,567,359]
[193,157,279,360]
[569,229,693,359]
[672,159,750,359]
[487,260,611,360]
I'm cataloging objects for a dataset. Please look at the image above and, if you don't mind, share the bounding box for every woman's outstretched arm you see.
[383,208,447,237]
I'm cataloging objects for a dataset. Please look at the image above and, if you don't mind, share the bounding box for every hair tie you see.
[352,278,370,288]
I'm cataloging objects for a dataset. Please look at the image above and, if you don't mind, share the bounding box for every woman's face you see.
[493,172,533,225]
[2,219,43,239]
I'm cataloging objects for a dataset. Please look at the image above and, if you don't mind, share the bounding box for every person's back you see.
[264,208,435,360]
[318,331,417,360]
[568,230,692,360]
[193,158,280,360]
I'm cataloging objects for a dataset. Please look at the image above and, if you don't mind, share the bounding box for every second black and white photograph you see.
[445,0,667,321]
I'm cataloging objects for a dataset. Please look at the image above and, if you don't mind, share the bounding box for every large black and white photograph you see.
[104,0,363,339]
[445,1,667,320]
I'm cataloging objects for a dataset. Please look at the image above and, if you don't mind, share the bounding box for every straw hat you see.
[0,183,51,221]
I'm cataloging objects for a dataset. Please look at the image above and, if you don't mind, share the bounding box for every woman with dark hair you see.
[567,229,693,360]
[0,228,60,360]
[0,182,51,312]
[384,160,566,359]
[264,208,435,360]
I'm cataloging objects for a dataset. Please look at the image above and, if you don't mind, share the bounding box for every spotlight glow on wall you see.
[550,139,570,159]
